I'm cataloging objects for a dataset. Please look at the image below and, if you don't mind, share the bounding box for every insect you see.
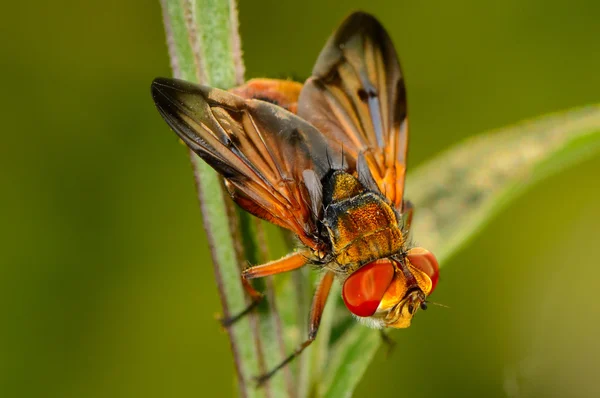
[151,11,439,382]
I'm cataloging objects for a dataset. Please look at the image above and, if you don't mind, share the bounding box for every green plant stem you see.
[158,1,282,397]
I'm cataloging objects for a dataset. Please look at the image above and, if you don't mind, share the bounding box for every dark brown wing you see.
[151,77,342,249]
[297,12,408,210]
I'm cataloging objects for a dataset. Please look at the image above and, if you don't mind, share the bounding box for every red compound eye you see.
[342,260,395,317]
[407,247,440,294]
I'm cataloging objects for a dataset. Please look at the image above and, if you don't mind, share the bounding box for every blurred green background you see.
[2,0,600,397]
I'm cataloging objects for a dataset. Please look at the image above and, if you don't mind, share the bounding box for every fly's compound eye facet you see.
[342,260,395,317]
[407,247,440,294]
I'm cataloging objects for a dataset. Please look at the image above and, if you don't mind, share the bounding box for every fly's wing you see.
[152,77,341,249]
[297,12,408,210]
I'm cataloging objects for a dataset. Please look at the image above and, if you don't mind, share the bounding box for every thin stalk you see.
[157,0,293,396]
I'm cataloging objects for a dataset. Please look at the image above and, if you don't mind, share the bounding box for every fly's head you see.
[341,248,440,329]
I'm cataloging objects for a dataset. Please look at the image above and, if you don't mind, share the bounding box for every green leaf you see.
[318,104,600,397]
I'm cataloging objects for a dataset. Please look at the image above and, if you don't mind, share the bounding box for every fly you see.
[151,11,440,383]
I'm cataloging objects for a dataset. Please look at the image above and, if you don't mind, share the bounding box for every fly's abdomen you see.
[324,188,404,269]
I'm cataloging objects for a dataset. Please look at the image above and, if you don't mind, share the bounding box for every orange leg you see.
[256,271,335,385]
[220,250,312,327]
[242,250,310,279]
[229,78,302,113]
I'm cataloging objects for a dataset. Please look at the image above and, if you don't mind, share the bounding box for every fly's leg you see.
[256,271,335,385]
[219,250,312,328]
[229,79,302,113]
[379,329,396,358]
[219,277,263,328]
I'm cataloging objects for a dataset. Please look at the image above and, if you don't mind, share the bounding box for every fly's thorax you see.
[321,171,405,269]
[322,170,365,202]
